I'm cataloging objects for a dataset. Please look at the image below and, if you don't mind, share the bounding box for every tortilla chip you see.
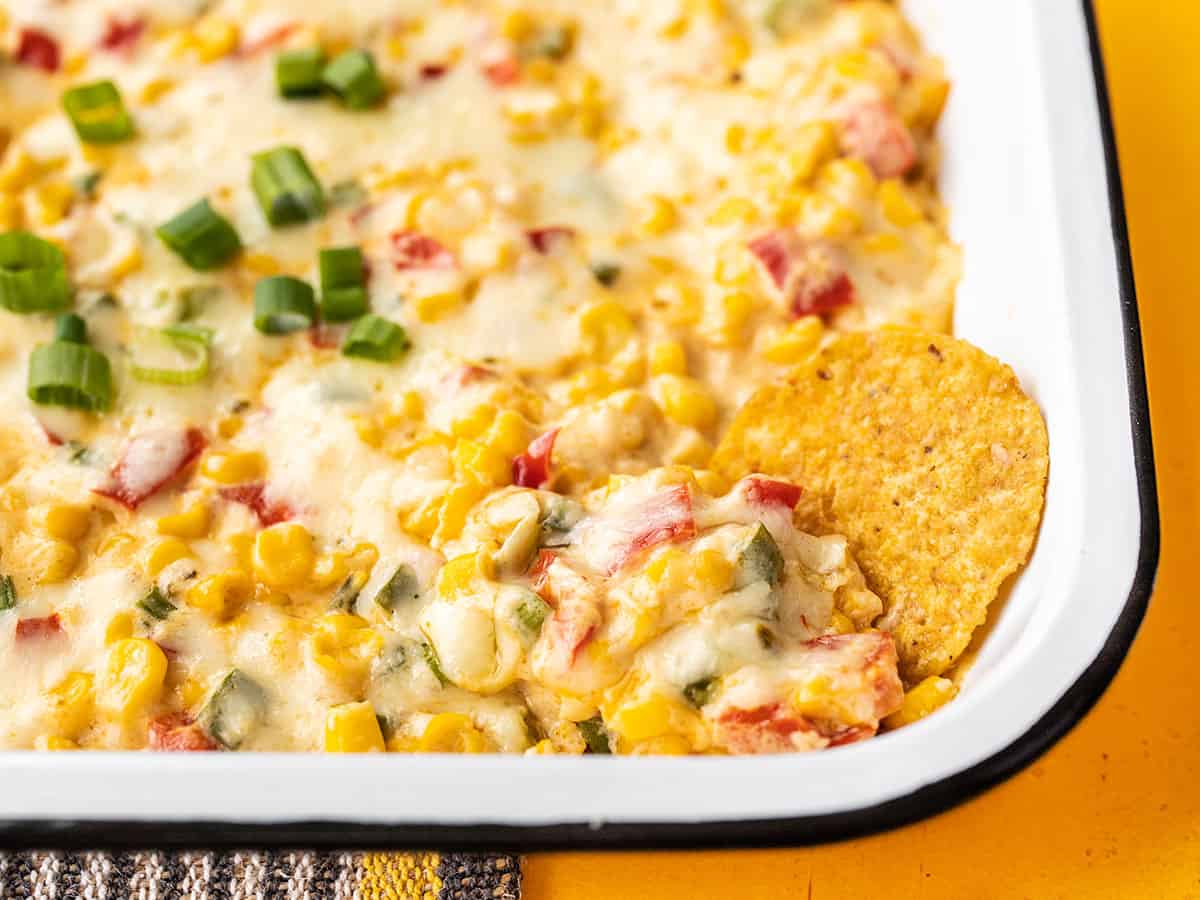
[713,329,1048,681]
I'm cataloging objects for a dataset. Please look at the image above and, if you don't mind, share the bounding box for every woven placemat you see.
[0,850,520,899]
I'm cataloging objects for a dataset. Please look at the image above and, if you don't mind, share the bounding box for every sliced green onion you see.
[341,314,409,362]
[156,199,242,270]
[275,47,326,98]
[62,80,135,144]
[254,275,316,334]
[0,575,16,612]
[137,586,176,620]
[130,325,210,385]
[319,246,368,322]
[28,316,113,412]
[0,231,71,314]
[250,146,325,227]
[322,50,385,109]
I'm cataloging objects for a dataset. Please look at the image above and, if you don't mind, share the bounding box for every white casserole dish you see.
[0,0,1158,850]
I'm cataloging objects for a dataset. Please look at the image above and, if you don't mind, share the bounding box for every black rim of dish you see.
[0,0,1160,852]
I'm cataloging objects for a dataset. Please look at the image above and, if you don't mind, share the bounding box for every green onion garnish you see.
[137,586,176,620]
[130,325,210,385]
[28,314,113,412]
[254,275,316,334]
[0,231,71,314]
[341,315,409,362]
[322,50,385,109]
[275,47,326,98]
[156,199,242,270]
[319,246,368,322]
[0,575,16,612]
[62,80,135,144]
[250,146,325,227]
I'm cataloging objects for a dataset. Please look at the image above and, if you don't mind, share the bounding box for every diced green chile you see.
[0,575,16,612]
[420,641,450,686]
[732,523,785,590]
[375,564,420,611]
[137,586,176,620]
[538,496,583,547]
[514,590,550,638]
[577,716,612,754]
[331,570,368,612]
[683,677,717,708]
[590,261,621,288]
[198,669,267,750]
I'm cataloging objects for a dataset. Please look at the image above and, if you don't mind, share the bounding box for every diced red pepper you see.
[480,42,520,87]
[99,17,146,53]
[825,724,876,747]
[528,549,558,595]
[535,558,600,667]
[93,428,207,510]
[444,364,496,390]
[740,476,804,510]
[419,62,450,80]
[148,714,220,752]
[605,485,697,573]
[747,232,794,290]
[308,323,345,349]
[840,100,917,179]
[15,614,64,641]
[16,28,61,73]
[792,269,854,319]
[512,428,559,489]
[716,703,816,754]
[526,227,575,254]
[238,21,299,56]
[219,482,295,526]
[391,230,455,270]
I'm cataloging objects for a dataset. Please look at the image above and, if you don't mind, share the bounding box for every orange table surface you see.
[526,3,1200,897]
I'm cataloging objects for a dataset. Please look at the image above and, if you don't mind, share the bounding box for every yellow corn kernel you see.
[33,179,74,226]
[413,290,464,323]
[578,300,634,361]
[192,18,241,63]
[856,233,903,257]
[819,157,877,203]
[253,522,315,589]
[310,553,349,590]
[0,194,21,231]
[0,149,40,192]
[652,278,703,326]
[352,415,382,448]
[436,551,494,601]
[630,735,692,755]
[609,696,671,743]
[186,570,253,619]
[654,375,718,429]
[878,178,924,227]
[527,738,557,755]
[649,340,687,377]
[450,403,498,441]
[138,77,176,105]
[693,469,728,496]
[242,251,280,276]
[179,676,207,710]
[38,504,91,542]
[829,611,856,635]
[157,500,211,540]
[401,496,443,542]
[324,701,386,753]
[47,672,95,739]
[144,537,191,577]
[884,676,958,729]
[706,197,758,227]
[452,438,510,487]
[903,74,950,130]
[724,123,748,155]
[200,451,266,485]
[783,121,839,185]
[417,713,491,753]
[722,31,751,71]
[565,365,615,404]
[309,612,383,689]
[501,9,537,41]
[227,532,255,572]
[484,409,529,457]
[101,638,168,717]
[666,430,712,468]
[798,193,862,239]
[105,611,134,645]
[31,539,79,584]
[433,482,488,545]
[705,290,756,347]
[35,736,77,751]
[214,413,243,439]
[638,195,678,237]
[764,315,824,365]
[713,247,753,287]
[109,242,144,281]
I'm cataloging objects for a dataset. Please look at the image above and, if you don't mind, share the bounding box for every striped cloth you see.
[0,851,520,899]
